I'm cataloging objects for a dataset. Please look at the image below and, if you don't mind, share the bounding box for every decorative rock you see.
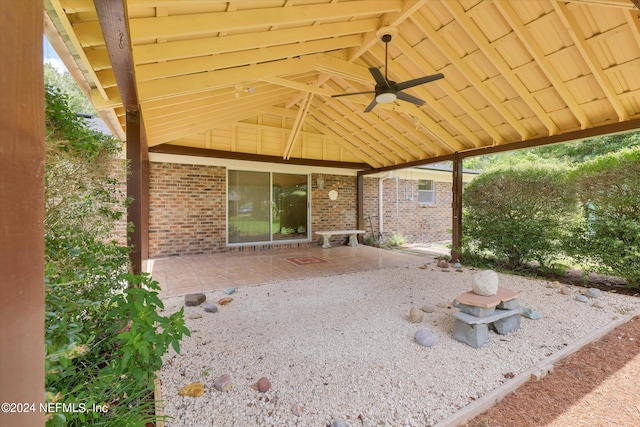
[185,293,206,306]
[223,287,236,295]
[436,259,449,268]
[560,287,572,295]
[187,313,203,319]
[458,303,495,317]
[213,374,232,392]
[454,262,462,269]
[204,304,218,313]
[471,270,499,296]
[585,288,601,298]
[420,305,435,313]
[593,300,607,309]
[330,420,347,427]
[409,307,424,323]
[218,297,233,305]
[575,294,589,303]
[257,377,271,392]
[178,382,204,397]
[521,307,542,320]
[414,329,436,347]
[291,402,304,416]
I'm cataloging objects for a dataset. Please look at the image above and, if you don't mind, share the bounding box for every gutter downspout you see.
[379,171,393,235]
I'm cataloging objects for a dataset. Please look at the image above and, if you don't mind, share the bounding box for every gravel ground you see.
[158,262,640,427]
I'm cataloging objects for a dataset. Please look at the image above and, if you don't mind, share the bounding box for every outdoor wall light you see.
[316,174,325,189]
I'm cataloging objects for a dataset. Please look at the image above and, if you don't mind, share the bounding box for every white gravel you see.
[158,262,640,427]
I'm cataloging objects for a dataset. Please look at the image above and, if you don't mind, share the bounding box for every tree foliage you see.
[464,131,639,170]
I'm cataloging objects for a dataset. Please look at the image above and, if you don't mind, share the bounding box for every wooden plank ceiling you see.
[44,0,640,172]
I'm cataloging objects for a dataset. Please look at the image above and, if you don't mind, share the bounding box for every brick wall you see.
[141,163,452,257]
[148,162,226,257]
[311,173,359,247]
[363,177,452,244]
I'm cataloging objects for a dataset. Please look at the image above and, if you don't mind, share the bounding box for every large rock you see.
[178,382,204,397]
[185,293,206,306]
[414,329,436,347]
[409,307,424,323]
[213,374,232,392]
[471,270,499,296]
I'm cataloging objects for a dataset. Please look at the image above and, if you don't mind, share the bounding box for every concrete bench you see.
[315,230,366,248]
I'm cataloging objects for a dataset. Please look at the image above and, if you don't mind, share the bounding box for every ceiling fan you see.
[332,32,444,112]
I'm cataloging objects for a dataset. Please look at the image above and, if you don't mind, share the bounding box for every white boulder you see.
[471,270,499,296]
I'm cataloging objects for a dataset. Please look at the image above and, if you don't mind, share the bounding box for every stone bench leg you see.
[454,320,489,348]
[492,314,521,335]
[348,234,358,247]
[321,235,332,248]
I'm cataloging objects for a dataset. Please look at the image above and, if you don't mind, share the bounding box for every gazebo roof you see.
[44,0,640,172]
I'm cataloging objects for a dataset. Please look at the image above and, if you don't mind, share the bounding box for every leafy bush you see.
[44,83,189,426]
[383,233,406,248]
[566,148,640,287]
[462,164,578,269]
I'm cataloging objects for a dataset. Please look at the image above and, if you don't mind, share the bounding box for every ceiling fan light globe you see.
[376,92,396,104]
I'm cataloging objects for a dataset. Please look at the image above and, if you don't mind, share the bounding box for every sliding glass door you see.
[227,170,308,244]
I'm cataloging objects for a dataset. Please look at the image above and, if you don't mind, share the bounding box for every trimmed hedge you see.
[566,148,640,287]
[462,164,577,270]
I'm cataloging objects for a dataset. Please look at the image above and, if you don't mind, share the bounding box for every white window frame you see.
[418,179,435,205]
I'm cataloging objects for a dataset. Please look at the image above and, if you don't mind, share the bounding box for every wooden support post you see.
[451,153,463,262]
[126,111,149,274]
[95,0,148,272]
[0,1,46,425]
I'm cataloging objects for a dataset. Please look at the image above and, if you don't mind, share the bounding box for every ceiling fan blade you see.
[396,91,425,106]
[332,91,376,98]
[395,73,444,91]
[369,67,390,89]
[363,98,378,113]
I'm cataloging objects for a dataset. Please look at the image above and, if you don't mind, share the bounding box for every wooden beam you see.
[347,0,427,61]
[94,0,149,273]
[494,0,592,129]
[94,0,138,111]
[451,154,463,262]
[128,1,403,40]
[0,1,45,425]
[357,172,365,240]
[137,35,362,82]
[137,56,318,101]
[149,144,370,170]
[125,111,148,274]
[444,0,561,135]
[284,93,313,160]
[552,0,629,121]
[458,117,640,159]
[134,18,379,64]
[409,11,531,140]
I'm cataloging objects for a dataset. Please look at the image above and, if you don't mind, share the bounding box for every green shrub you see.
[566,148,640,287]
[44,83,189,426]
[462,164,578,269]
[384,233,406,248]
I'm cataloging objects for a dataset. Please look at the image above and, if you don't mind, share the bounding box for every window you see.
[418,179,435,205]
[227,170,308,244]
